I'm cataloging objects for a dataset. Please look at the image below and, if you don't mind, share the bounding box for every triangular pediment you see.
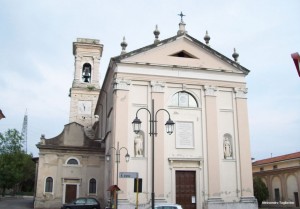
[115,34,249,74]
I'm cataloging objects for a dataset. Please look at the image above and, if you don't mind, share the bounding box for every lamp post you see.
[106,141,130,209]
[132,99,175,209]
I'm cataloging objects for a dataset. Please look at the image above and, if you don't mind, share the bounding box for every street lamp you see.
[132,99,175,209]
[106,141,130,209]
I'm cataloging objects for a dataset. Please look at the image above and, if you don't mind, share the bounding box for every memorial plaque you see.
[176,122,194,148]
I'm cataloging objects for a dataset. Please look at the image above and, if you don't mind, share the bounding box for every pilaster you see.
[112,78,131,200]
[204,85,222,201]
[234,87,254,198]
[151,80,166,198]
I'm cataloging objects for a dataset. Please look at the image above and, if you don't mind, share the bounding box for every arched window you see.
[89,178,96,194]
[45,177,53,192]
[82,63,92,83]
[67,158,79,165]
[170,91,198,107]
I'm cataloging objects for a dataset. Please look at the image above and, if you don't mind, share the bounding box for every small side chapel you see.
[35,18,258,209]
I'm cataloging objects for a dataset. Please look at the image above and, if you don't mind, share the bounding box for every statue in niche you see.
[134,132,144,157]
[223,133,233,159]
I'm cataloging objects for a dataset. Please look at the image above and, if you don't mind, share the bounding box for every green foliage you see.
[0,129,23,153]
[0,129,35,196]
[253,176,269,207]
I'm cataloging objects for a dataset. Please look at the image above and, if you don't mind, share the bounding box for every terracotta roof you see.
[252,152,300,166]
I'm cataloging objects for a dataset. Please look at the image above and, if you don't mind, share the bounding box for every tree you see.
[253,176,269,207]
[0,129,35,196]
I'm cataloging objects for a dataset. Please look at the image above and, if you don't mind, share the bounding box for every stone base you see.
[204,197,258,209]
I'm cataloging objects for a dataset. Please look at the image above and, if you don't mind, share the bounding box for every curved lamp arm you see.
[132,108,151,134]
[155,109,175,135]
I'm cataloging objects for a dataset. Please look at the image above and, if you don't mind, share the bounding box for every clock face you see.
[78,101,92,114]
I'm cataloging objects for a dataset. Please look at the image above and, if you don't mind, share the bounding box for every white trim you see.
[62,180,81,204]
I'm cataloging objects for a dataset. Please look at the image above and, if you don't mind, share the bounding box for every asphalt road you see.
[0,196,34,209]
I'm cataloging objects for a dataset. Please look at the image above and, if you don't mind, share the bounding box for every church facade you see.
[97,20,257,209]
[35,20,257,209]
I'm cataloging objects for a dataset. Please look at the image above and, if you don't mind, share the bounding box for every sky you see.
[0,0,299,159]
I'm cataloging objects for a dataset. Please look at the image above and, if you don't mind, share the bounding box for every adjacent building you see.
[252,152,300,207]
[35,39,106,208]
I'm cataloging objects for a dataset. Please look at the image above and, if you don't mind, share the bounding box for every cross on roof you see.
[178,11,185,22]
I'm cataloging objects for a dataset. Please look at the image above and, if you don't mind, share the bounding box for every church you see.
[35,17,258,209]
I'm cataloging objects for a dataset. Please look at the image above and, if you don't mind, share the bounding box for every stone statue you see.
[223,134,232,159]
[134,132,144,157]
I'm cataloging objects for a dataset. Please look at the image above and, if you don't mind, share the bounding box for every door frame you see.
[170,160,203,209]
[62,179,81,203]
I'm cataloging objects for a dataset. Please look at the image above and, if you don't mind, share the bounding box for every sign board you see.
[134,178,142,193]
[119,172,138,178]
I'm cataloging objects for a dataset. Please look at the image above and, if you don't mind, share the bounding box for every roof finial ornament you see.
[120,36,128,55]
[178,11,185,23]
[153,25,160,44]
[177,12,187,35]
[232,48,239,63]
[204,30,211,46]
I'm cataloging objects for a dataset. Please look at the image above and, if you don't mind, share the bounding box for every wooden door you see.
[176,171,196,209]
[65,184,77,203]
[274,188,280,202]
[294,192,299,207]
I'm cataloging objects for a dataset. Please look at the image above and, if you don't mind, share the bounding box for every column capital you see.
[204,85,217,96]
[93,56,101,62]
[234,87,248,99]
[151,81,165,93]
[113,78,131,91]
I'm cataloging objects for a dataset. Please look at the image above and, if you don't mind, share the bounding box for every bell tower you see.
[69,38,103,137]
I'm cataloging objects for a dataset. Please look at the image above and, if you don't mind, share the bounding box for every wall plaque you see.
[176,122,194,148]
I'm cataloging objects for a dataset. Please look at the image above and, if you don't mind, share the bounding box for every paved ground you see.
[0,196,34,209]
[0,197,298,209]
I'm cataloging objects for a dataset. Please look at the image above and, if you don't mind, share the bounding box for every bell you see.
[83,67,90,82]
